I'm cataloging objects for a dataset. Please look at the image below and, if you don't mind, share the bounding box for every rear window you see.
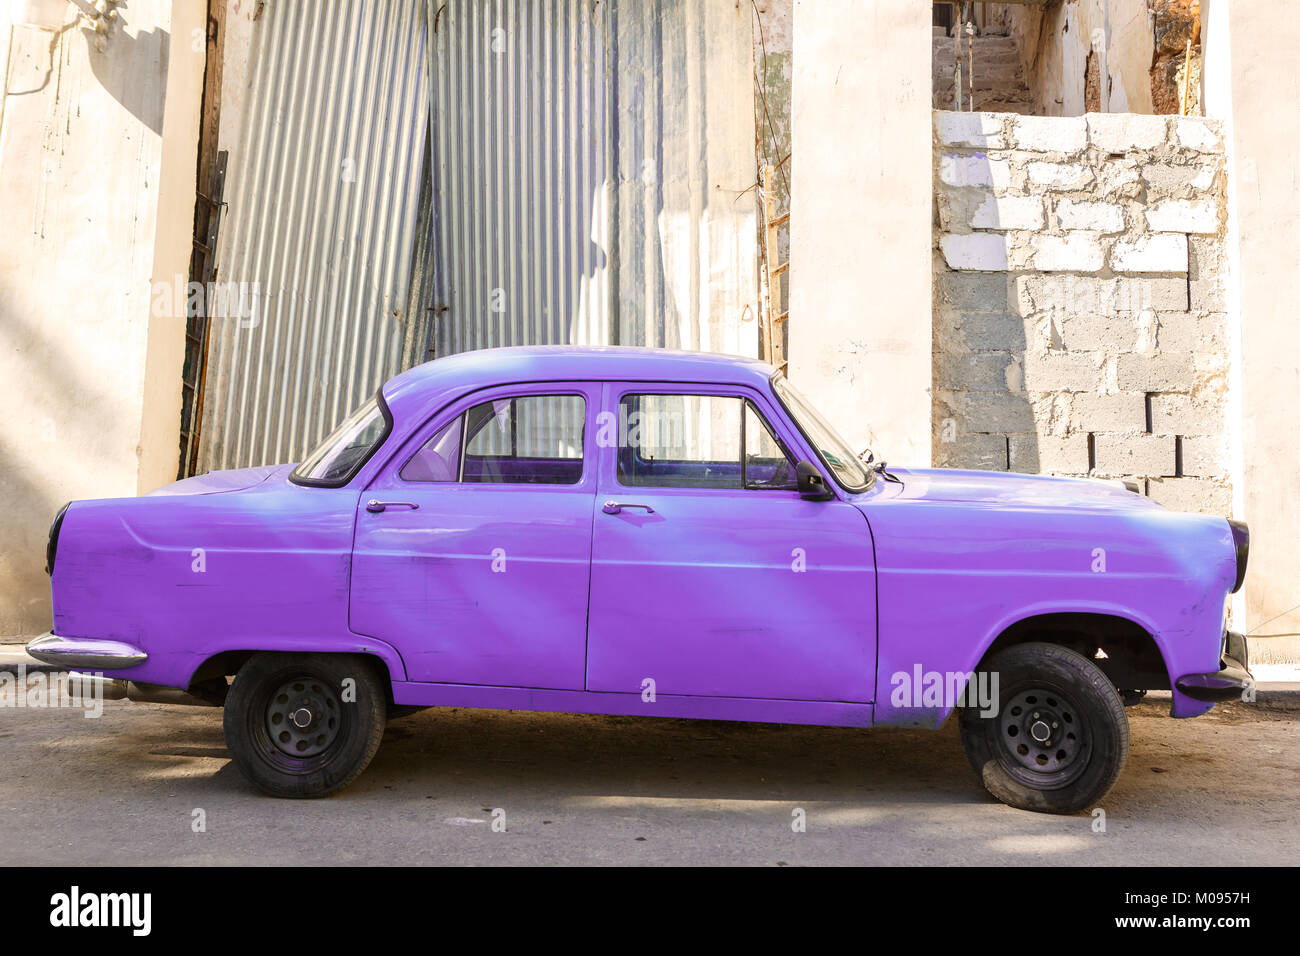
[401,394,585,485]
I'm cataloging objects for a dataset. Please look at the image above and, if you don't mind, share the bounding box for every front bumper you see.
[26,632,148,670]
[1175,630,1253,702]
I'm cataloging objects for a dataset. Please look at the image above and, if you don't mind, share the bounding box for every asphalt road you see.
[1,689,1296,866]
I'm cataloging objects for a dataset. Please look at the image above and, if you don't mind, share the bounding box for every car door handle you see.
[366,500,420,513]
[602,500,655,515]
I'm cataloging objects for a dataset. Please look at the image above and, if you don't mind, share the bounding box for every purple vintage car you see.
[30,346,1251,812]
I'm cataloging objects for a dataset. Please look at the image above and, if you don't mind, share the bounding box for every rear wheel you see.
[223,653,386,798]
[958,642,1128,814]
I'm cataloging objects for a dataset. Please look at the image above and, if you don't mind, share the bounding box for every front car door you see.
[350,384,596,688]
[585,382,878,702]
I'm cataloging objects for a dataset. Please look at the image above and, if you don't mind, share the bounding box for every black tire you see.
[958,642,1128,814]
[223,653,387,798]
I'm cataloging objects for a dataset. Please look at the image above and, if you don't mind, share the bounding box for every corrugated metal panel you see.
[428,0,760,358]
[428,0,615,354]
[199,0,431,471]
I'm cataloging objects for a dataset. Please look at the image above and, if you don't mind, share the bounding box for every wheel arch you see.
[186,640,405,697]
[977,610,1172,692]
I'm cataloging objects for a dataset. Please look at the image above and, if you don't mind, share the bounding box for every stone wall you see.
[933,110,1231,515]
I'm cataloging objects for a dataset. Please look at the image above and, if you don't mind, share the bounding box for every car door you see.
[350,384,596,688]
[585,383,878,702]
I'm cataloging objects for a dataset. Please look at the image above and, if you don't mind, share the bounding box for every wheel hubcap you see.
[997,688,1090,786]
[265,678,341,758]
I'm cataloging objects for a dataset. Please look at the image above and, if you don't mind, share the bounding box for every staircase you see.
[932,25,1038,114]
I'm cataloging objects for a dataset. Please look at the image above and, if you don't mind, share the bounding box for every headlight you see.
[1227,519,1249,593]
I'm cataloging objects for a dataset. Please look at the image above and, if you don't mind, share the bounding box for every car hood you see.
[146,464,295,496]
[883,467,1160,512]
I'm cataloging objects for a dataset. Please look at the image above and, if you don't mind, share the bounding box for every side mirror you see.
[796,461,833,500]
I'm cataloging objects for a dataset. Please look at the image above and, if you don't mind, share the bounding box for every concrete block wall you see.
[933,111,1231,515]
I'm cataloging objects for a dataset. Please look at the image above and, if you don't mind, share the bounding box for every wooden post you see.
[761,164,788,372]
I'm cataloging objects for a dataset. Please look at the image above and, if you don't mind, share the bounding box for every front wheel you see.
[223,653,387,798]
[958,642,1128,814]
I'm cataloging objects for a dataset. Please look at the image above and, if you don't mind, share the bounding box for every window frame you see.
[394,387,591,488]
[612,387,800,493]
[289,389,394,488]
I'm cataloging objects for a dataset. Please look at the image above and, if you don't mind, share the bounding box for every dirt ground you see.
[1,690,1296,866]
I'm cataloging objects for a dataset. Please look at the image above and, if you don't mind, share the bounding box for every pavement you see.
[2,642,1298,866]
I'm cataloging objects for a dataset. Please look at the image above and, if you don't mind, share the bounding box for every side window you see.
[400,415,462,481]
[401,394,585,485]
[744,402,798,490]
[618,394,796,491]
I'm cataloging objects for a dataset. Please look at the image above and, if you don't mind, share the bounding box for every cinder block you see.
[1189,278,1225,311]
[936,112,1006,148]
[960,392,1037,433]
[1145,199,1220,234]
[938,272,1009,311]
[1154,311,1225,352]
[1017,275,1120,317]
[1141,163,1217,194]
[939,154,1013,189]
[1148,393,1222,434]
[1117,276,1188,312]
[970,194,1044,230]
[936,349,1015,391]
[1054,199,1125,233]
[1112,235,1189,273]
[1010,433,1090,475]
[934,431,1009,471]
[1095,161,1142,195]
[1116,353,1195,391]
[1027,161,1094,189]
[1146,478,1231,515]
[1173,116,1222,153]
[1087,113,1169,153]
[1188,235,1224,280]
[1022,351,1100,392]
[1181,435,1228,476]
[958,312,1028,351]
[1094,434,1176,477]
[1012,115,1088,154]
[1058,313,1139,351]
[1069,392,1147,432]
[1187,236,1226,310]
[940,233,1009,271]
[1033,233,1105,272]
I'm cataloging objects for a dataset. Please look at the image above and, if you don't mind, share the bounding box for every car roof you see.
[382,346,777,420]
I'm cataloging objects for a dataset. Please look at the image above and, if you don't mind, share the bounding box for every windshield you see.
[290,393,391,486]
[771,375,872,492]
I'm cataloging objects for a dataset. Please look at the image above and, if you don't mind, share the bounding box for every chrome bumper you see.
[26,632,148,670]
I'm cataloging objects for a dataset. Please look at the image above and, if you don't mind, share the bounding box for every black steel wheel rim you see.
[995,685,1092,789]
[261,676,342,761]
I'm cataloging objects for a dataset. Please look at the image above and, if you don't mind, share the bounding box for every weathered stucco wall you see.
[1202,0,1300,653]
[789,0,932,464]
[0,0,204,636]
[1006,0,1158,115]
[933,111,1230,517]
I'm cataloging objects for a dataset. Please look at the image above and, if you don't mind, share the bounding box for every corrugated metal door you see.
[198,0,432,472]
[428,0,760,357]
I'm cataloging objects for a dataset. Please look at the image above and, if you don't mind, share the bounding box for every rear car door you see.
[585,383,878,702]
[350,384,596,688]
